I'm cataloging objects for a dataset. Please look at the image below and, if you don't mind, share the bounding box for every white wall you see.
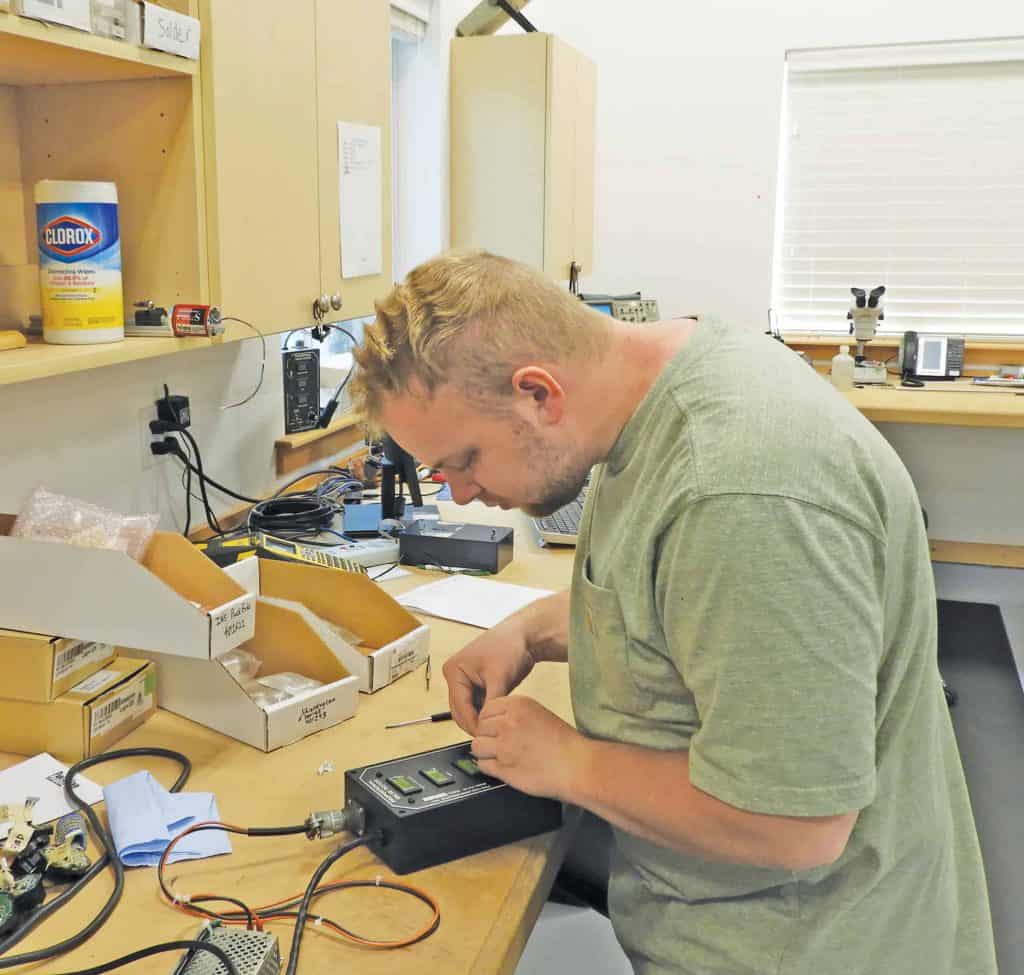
[442,0,1024,545]
[0,337,359,534]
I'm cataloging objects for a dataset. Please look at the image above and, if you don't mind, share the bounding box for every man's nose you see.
[448,474,481,505]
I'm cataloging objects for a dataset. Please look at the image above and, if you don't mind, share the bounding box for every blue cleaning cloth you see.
[103,771,232,867]
[435,483,452,501]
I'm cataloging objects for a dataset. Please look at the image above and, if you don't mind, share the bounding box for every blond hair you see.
[350,251,610,423]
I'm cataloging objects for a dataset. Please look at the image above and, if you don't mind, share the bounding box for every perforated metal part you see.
[173,926,280,975]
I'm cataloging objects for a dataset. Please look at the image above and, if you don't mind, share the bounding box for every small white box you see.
[123,0,141,44]
[0,516,255,661]
[141,1,198,59]
[16,0,92,32]
[134,599,359,752]
[225,557,431,693]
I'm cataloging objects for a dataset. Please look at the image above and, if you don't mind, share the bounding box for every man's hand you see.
[471,695,585,801]
[442,619,536,735]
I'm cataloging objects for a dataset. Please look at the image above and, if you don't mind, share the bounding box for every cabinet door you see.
[451,34,548,270]
[572,52,597,276]
[201,0,319,330]
[314,0,392,321]
[544,37,596,281]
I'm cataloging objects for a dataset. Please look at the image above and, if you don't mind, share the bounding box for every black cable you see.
[171,445,261,505]
[0,748,191,968]
[175,428,224,535]
[286,836,371,975]
[248,496,336,537]
[180,436,193,538]
[372,562,402,582]
[315,326,360,429]
[52,939,239,975]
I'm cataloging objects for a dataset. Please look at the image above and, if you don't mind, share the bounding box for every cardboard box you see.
[225,558,430,693]
[15,0,91,31]
[0,658,156,761]
[0,629,116,702]
[134,599,359,752]
[0,516,255,660]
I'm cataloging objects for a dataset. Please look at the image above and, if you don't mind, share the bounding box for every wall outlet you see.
[139,404,161,471]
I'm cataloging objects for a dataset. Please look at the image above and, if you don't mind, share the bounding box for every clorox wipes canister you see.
[35,180,124,345]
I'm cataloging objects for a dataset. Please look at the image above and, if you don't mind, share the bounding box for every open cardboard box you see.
[134,598,359,751]
[225,558,430,693]
[0,516,255,659]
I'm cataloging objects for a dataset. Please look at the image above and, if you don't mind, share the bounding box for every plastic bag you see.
[217,647,262,682]
[257,672,323,696]
[241,680,291,709]
[11,487,159,561]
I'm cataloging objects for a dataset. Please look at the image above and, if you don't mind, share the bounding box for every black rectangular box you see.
[398,521,514,574]
[345,741,562,874]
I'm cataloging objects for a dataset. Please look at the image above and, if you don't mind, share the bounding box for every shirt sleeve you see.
[658,493,883,817]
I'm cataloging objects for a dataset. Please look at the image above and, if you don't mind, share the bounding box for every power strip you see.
[345,741,562,874]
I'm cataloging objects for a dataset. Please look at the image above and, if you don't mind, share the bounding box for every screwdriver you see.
[385,710,453,729]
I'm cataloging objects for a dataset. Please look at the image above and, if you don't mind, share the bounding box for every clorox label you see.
[36,202,120,265]
[40,216,103,260]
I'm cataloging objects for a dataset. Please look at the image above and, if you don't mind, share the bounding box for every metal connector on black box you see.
[398,522,514,574]
[345,741,562,874]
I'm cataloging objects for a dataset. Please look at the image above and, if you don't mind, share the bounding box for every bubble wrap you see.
[11,487,159,561]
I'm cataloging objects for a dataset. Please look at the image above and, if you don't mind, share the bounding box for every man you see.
[350,251,995,975]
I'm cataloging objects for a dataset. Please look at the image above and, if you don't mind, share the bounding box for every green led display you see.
[420,767,455,787]
[453,757,482,777]
[386,774,422,796]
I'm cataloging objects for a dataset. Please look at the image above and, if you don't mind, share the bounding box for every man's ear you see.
[510,366,565,425]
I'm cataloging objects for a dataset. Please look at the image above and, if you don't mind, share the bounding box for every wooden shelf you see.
[930,539,1024,570]
[274,411,363,475]
[0,11,197,86]
[844,380,1024,429]
[0,333,221,384]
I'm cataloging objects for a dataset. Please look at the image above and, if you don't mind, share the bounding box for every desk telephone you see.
[900,331,965,385]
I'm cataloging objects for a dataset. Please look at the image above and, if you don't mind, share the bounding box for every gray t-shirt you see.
[569,319,995,975]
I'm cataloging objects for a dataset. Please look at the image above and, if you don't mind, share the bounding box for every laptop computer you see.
[532,481,589,546]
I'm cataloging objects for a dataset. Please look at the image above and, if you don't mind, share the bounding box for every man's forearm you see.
[565,736,855,872]
[521,589,571,663]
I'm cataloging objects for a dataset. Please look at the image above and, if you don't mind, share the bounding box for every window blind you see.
[774,40,1024,337]
[391,0,430,42]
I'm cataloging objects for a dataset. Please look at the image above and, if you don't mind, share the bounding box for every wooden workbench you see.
[0,504,577,975]
[844,379,1024,430]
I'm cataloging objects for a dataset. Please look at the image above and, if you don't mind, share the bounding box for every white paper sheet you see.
[397,575,553,629]
[369,564,410,582]
[337,122,383,279]
[0,753,103,840]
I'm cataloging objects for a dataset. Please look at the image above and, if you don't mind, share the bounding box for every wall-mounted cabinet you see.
[200,0,392,334]
[451,33,596,281]
[0,0,392,386]
[0,2,207,383]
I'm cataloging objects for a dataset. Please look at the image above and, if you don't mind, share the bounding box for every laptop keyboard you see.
[536,497,585,536]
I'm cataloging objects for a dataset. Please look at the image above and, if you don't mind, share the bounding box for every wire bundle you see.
[157,822,441,975]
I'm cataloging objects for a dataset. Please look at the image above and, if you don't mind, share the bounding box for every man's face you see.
[378,382,589,517]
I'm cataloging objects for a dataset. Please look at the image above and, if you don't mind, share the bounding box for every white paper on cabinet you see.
[337,122,383,279]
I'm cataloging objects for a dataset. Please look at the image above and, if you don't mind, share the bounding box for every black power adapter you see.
[156,391,191,429]
[344,741,562,874]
